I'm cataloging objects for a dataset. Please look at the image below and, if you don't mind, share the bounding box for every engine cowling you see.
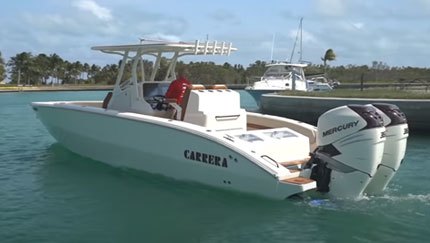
[310,105,386,198]
[364,103,409,195]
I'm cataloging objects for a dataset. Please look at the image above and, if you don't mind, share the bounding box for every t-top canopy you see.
[91,40,237,57]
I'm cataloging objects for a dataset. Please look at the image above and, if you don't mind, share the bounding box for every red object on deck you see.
[165,76,191,105]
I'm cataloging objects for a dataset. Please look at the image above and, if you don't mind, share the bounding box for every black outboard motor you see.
[364,103,409,194]
[310,105,386,198]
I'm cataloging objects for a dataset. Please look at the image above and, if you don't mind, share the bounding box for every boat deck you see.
[281,177,314,185]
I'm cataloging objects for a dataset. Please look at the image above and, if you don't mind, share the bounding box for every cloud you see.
[415,0,430,8]
[3,0,430,68]
[209,9,241,24]
[21,12,119,37]
[140,33,181,42]
[375,37,399,50]
[288,29,317,44]
[314,0,347,17]
[72,0,112,21]
[352,22,364,30]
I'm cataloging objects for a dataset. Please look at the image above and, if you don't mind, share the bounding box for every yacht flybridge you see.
[32,40,409,200]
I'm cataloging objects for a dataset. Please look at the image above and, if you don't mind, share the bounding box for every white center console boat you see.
[32,40,409,200]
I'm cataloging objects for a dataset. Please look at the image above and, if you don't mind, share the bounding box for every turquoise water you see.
[1,91,429,243]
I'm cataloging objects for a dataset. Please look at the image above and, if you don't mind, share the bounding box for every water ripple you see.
[1,92,429,243]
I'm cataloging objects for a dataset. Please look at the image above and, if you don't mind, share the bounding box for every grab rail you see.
[260,155,280,168]
[215,115,240,121]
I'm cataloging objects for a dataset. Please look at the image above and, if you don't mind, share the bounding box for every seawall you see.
[261,94,430,132]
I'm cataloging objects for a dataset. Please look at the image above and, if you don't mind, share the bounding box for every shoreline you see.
[0,85,113,93]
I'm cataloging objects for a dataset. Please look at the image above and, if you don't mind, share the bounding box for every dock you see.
[260,94,430,133]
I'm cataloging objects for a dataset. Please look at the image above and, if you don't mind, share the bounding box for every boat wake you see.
[299,190,430,212]
[365,193,430,204]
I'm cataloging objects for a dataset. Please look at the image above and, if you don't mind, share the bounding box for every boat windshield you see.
[263,65,305,80]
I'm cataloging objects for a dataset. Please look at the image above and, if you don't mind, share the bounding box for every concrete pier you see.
[261,94,430,132]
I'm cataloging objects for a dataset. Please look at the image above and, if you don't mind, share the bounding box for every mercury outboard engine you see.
[364,103,408,195]
[308,105,386,198]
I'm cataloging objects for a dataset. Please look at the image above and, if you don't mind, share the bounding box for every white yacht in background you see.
[245,62,309,91]
[246,17,334,93]
[32,40,408,200]
[245,63,334,92]
[246,17,309,92]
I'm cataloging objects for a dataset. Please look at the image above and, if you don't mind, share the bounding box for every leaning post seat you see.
[182,84,246,131]
[208,84,228,90]
[180,84,205,120]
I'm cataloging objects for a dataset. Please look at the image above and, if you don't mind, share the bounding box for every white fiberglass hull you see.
[246,80,308,92]
[32,101,315,200]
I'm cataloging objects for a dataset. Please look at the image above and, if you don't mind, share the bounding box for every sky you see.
[1,0,430,68]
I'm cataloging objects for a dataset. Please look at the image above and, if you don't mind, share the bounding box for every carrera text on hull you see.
[184,149,228,168]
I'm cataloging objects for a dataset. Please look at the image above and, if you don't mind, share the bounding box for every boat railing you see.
[260,155,280,168]
[193,40,235,56]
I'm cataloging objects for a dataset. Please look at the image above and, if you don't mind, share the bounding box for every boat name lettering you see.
[323,120,359,137]
[184,150,228,168]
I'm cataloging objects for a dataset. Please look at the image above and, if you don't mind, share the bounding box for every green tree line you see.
[0,51,6,81]
[2,51,430,85]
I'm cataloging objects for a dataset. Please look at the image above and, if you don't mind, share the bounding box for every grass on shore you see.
[0,84,113,92]
[278,88,430,99]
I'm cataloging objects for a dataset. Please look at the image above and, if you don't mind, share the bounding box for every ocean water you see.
[0,91,429,243]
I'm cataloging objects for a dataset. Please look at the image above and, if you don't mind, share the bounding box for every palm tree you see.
[245,60,267,80]
[49,53,64,85]
[0,51,5,81]
[321,49,336,73]
[34,54,50,85]
[70,61,83,84]
[8,52,32,85]
[89,64,101,84]
[83,63,90,81]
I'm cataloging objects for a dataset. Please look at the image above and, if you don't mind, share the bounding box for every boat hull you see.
[32,102,314,199]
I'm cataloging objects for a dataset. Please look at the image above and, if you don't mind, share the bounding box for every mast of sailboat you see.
[289,17,303,63]
[299,17,303,62]
[270,33,276,62]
